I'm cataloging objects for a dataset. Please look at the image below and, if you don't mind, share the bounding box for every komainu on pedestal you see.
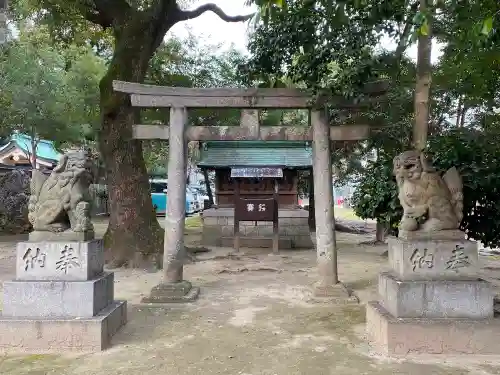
[28,151,95,241]
[393,150,463,235]
[0,151,127,353]
[366,150,500,356]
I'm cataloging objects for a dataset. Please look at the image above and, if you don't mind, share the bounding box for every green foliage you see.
[249,0,500,246]
[247,0,412,100]
[9,0,114,55]
[140,33,251,174]
[428,129,500,247]
[1,35,71,147]
[0,25,104,152]
[352,128,500,247]
[351,157,402,235]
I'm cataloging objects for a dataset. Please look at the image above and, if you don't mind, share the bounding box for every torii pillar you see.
[142,107,200,303]
[311,110,356,300]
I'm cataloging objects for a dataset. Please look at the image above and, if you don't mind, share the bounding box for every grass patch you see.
[0,354,68,375]
[334,207,361,221]
[185,215,202,230]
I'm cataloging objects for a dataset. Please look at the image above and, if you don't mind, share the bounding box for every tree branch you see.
[78,0,132,29]
[177,3,254,22]
[79,7,112,28]
[395,1,420,60]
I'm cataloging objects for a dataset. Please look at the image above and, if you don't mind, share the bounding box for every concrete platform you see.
[0,300,127,353]
[366,301,500,356]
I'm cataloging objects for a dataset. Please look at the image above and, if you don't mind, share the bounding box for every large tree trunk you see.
[99,18,175,268]
[61,1,250,268]
[375,220,387,242]
[412,0,433,151]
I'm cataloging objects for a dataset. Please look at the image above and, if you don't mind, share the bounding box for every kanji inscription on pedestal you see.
[445,245,470,271]
[56,245,81,274]
[409,248,434,271]
[388,237,478,281]
[15,240,104,281]
[22,248,47,271]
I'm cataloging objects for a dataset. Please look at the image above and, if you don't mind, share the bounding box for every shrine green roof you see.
[197,141,312,168]
[0,133,61,162]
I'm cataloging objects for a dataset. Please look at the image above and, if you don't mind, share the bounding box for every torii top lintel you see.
[112,80,389,109]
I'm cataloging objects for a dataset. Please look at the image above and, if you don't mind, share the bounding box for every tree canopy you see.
[247,0,500,245]
[6,0,253,267]
[0,25,104,157]
[142,33,250,175]
[3,0,499,257]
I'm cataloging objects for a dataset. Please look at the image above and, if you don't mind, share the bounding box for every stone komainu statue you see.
[28,151,94,233]
[393,150,463,232]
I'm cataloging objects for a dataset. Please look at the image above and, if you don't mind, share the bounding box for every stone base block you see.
[29,230,95,242]
[313,282,359,304]
[378,272,494,319]
[16,240,104,281]
[221,237,293,249]
[2,272,114,318]
[388,236,478,281]
[141,280,200,303]
[0,300,127,353]
[366,301,500,356]
[202,207,312,250]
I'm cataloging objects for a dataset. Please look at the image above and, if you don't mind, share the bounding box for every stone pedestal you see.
[366,231,500,356]
[0,239,127,353]
[202,208,313,249]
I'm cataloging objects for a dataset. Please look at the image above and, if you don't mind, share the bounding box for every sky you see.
[168,0,257,55]
[168,0,443,63]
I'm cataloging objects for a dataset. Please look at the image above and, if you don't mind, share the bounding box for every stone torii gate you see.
[113,80,387,302]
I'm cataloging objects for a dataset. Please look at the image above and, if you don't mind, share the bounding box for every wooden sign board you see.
[234,197,279,254]
[235,198,277,222]
[231,167,283,178]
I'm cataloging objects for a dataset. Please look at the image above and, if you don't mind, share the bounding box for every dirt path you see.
[1,229,500,374]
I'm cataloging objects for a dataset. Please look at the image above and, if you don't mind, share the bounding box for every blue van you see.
[149,179,198,215]
[150,179,168,215]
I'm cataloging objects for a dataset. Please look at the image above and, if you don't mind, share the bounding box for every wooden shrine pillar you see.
[311,110,339,296]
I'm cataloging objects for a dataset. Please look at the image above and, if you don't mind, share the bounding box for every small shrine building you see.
[0,133,61,170]
[198,140,313,249]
